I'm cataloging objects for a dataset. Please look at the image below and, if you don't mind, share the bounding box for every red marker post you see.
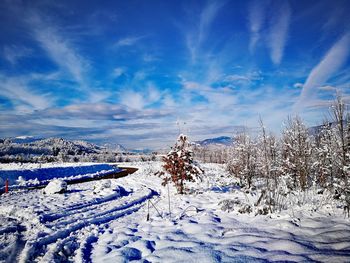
[5,179,9,193]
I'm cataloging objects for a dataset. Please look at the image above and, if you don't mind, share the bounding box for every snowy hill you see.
[195,136,233,146]
[0,137,127,163]
[33,138,102,155]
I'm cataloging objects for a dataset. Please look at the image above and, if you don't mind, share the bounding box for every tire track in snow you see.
[41,189,131,224]
[18,187,157,263]
[47,189,154,229]
[0,218,26,263]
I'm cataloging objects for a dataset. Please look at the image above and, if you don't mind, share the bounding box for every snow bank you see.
[0,164,121,190]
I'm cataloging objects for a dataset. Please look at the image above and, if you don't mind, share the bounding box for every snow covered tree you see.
[257,119,282,190]
[157,134,203,194]
[281,116,313,190]
[227,132,258,188]
[330,95,349,186]
[313,123,337,188]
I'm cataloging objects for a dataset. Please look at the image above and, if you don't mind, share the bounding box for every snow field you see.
[0,174,156,262]
[0,161,349,262]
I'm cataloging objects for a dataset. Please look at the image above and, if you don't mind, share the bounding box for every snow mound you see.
[44,179,67,194]
[93,180,112,193]
[93,180,126,196]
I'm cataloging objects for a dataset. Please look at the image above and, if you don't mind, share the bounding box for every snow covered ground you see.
[0,161,349,262]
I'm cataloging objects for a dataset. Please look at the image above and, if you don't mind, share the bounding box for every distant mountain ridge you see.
[11,136,42,144]
[0,137,126,158]
[195,136,233,146]
[102,142,127,153]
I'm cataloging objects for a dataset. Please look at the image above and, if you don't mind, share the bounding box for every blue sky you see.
[0,0,349,149]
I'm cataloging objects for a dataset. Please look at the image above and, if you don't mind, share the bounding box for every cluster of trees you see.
[192,145,230,164]
[159,97,349,197]
[227,96,349,192]
[0,137,161,163]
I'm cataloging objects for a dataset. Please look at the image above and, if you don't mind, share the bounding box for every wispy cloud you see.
[113,67,126,78]
[27,13,89,88]
[198,1,224,43]
[120,82,163,111]
[185,1,225,63]
[267,1,291,65]
[294,32,350,109]
[3,45,32,65]
[115,36,145,48]
[223,71,262,86]
[143,53,159,62]
[0,74,53,112]
[248,0,266,53]
[293,83,303,89]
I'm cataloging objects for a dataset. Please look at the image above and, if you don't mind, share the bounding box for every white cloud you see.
[224,73,259,84]
[120,83,163,111]
[115,36,145,47]
[267,1,291,65]
[3,45,31,65]
[293,83,303,88]
[248,0,266,53]
[147,83,161,102]
[27,13,89,88]
[133,70,147,81]
[318,85,337,91]
[198,1,225,44]
[295,32,350,109]
[0,75,53,111]
[143,53,159,62]
[185,1,225,63]
[113,67,126,78]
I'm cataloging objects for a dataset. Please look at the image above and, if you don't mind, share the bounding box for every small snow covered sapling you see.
[157,134,203,194]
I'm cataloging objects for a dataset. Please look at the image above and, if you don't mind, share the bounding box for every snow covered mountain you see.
[195,136,233,146]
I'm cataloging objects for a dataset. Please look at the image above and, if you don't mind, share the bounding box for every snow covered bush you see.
[44,179,67,194]
[157,134,203,194]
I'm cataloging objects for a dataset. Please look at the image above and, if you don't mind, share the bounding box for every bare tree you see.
[330,95,349,186]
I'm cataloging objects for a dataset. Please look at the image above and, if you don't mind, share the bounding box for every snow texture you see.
[0,161,349,262]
